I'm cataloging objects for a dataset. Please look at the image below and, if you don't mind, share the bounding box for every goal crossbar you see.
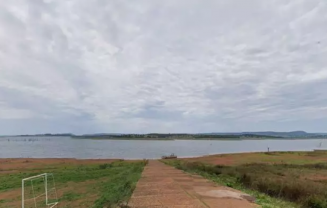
[23,173,47,181]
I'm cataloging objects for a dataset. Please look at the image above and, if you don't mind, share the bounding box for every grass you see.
[0,160,147,208]
[61,192,82,201]
[163,159,327,208]
[163,160,301,208]
[93,161,146,207]
[184,151,327,166]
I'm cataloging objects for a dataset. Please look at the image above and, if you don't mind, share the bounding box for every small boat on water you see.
[161,153,177,159]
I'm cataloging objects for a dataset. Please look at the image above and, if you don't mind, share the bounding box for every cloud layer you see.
[0,0,327,134]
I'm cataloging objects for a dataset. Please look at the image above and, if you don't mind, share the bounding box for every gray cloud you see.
[0,0,327,134]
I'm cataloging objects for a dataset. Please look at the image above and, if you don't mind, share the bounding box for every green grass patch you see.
[1,160,147,207]
[0,161,138,192]
[93,162,145,207]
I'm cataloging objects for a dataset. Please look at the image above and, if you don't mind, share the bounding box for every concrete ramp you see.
[128,160,259,208]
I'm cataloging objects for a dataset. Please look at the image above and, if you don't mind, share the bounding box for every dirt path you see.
[128,160,259,208]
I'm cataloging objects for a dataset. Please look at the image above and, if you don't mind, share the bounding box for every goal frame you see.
[22,173,58,208]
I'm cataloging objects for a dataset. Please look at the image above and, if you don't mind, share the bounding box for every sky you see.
[0,0,327,135]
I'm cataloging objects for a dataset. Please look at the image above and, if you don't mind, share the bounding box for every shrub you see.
[304,195,327,208]
[237,172,327,203]
[99,164,112,169]
[142,159,149,165]
[182,162,222,175]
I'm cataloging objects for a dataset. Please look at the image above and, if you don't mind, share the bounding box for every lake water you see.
[0,136,324,159]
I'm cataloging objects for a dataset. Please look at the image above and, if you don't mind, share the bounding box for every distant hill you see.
[81,133,122,136]
[243,131,305,137]
[6,131,327,139]
[202,131,327,138]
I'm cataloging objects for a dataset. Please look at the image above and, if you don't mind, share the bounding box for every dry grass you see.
[182,151,327,166]
[167,152,327,208]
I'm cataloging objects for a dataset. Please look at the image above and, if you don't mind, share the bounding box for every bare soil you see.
[181,151,327,166]
[0,158,117,174]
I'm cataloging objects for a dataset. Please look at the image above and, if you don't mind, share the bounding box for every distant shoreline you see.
[72,137,327,141]
[1,135,327,140]
[2,131,327,140]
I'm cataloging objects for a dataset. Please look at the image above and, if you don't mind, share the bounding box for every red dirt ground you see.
[302,174,327,182]
[0,158,118,173]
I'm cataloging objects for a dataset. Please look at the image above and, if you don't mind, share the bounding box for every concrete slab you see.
[128,161,259,208]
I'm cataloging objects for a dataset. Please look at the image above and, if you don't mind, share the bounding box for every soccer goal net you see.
[22,173,58,208]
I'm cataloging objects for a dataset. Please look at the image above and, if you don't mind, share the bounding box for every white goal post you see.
[22,173,58,208]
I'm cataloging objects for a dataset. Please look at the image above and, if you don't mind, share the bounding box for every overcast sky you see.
[0,0,326,135]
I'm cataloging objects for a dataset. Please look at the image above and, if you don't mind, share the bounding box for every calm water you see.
[0,136,324,159]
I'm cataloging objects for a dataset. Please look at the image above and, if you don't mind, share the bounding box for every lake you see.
[0,136,324,159]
